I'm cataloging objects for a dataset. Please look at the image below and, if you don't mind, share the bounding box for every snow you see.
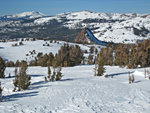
[1,11,150,43]
[0,65,150,113]
[0,40,100,62]
[0,40,150,112]
[6,11,45,19]
[33,11,150,43]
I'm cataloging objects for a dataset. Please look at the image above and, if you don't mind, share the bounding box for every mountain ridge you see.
[0,11,150,43]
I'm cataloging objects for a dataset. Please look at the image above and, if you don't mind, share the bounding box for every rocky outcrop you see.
[75,29,89,44]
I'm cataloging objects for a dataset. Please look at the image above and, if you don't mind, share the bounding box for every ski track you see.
[0,65,150,113]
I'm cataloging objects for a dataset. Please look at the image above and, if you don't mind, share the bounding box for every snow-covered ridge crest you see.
[2,11,45,19]
[1,10,150,44]
[34,10,150,24]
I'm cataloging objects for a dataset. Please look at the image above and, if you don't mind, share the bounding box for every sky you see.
[0,0,150,16]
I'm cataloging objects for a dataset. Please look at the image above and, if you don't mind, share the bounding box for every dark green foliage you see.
[88,54,93,64]
[114,44,129,67]
[129,75,132,84]
[15,60,20,67]
[0,18,81,41]
[29,60,37,66]
[95,48,98,54]
[0,82,2,101]
[5,61,15,67]
[0,57,6,78]
[19,41,23,45]
[27,44,83,67]
[90,46,94,54]
[37,52,43,58]
[47,63,51,81]
[131,75,134,83]
[97,40,150,69]
[104,74,109,78]
[133,27,149,37]
[68,45,83,66]
[53,44,83,67]
[96,52,105,76]
[13,61,31,91]
[100,47,113,66]
[38,54,49,67]
[55,67,63,81]
[51,71,56,82]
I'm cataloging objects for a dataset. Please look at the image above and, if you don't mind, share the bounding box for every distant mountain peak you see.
[11,11,45,18]
[0,11,45,20]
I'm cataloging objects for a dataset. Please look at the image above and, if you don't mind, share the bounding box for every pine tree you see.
[95,48,98,54]
[0,82,2,102]
[47,65,51,81]
[0,57,6,78]
[93,63,98,76]
[56,67,63,81]
[131,75,134,83]
[88,54,93,65]
[51,70,56,81]
[90,46,94,54]
[19,61,31,90]
[13,67,19,92]
[96,52,105,76]
[13,61,31,91]
[128,75,132,84]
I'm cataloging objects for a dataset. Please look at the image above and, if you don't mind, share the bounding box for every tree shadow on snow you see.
[60,78,85,82]
[108,71,134,77]
[2,91,38,102]
[134,80,141,83]
[29,74,44,77]
[29,80,51,90]
[5,75,44,79]
[60,78,75,81]
[31,81,46,85]
[0,47,4,49]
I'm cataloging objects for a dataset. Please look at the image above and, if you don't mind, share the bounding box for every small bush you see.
[104,74,109,78]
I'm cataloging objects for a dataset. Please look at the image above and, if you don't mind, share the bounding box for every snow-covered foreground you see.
[0,65,150,113]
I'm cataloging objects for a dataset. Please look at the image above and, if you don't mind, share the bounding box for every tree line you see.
[96,39,150,69]
[6,44,84,67]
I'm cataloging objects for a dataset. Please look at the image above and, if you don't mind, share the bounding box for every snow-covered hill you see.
[0,11,45,20]
[0,39,100,62]
[0,39,150,113]
[0,11,150,43]
[0,65,150,113]
[34,11,150,43]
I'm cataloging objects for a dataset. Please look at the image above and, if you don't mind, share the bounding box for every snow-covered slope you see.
[0,11,45,20]
[34,11,150,43]
[0,65,150,113]
[0,40,100,62]
[0,11,150,43]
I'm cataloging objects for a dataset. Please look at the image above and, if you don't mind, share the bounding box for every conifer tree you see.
[13,61,31,91]
[90,46,94,54]
[51,69,56,81]
[88,54,93,65]
[95,48,98,54]
[131,75,134,83]
[96,52,105,76]
[47,60,51,81]
[13,66,19,92]
[56,67,63,81]
[0,57,6,78]
[0,82,2,102]
[128,75,132,84]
